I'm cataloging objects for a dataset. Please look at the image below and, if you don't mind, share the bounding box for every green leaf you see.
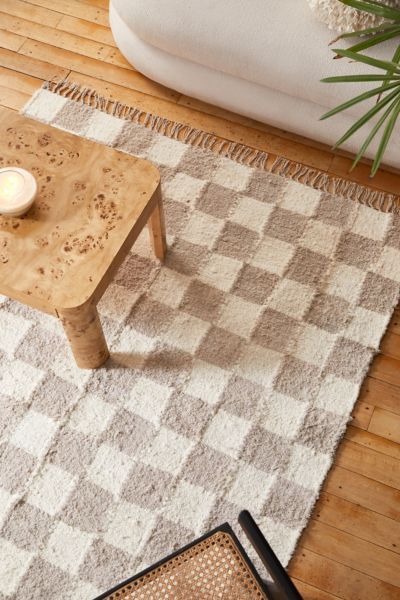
[332,48,400,72]
[331,86,400,149]
[333,23,399,42]
[339,0,400,20]
[321,74,400,82]
[350,96,398,169]
[376,44,400,103]
[370,97,400,176]
[344,27,400,53]
[320,80,400,120]
[391,44,400,67]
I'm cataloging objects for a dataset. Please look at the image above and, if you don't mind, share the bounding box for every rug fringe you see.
[42,79,400,214]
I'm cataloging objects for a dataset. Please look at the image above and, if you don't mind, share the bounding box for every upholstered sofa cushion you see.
[110,0,400,166]
[112,0,395,118]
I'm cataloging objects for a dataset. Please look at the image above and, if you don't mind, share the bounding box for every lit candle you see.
[0,168,37,217]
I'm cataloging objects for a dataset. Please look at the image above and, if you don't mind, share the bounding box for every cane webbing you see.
[103,530,268,599]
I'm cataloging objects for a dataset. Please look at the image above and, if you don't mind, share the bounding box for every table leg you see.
[148,187,167,261]
[58,303,109,369]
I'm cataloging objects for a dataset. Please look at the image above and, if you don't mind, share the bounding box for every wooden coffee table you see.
[0,108,166,369]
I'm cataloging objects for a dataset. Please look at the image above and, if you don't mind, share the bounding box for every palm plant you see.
[320,0,400,176]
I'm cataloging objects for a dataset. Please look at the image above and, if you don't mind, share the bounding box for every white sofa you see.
[109,0,399,168]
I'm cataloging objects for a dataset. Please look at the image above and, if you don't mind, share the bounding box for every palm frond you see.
[321,1,400,174]
[340,0,400,20]
[320,79,400,120]
[331,47,400,72]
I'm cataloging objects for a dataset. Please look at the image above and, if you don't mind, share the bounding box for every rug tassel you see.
[39,79,400,215]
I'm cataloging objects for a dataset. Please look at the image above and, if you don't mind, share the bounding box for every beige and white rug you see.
[0,82,399,599]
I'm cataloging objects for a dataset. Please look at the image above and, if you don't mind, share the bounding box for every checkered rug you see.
[0,85,399,599]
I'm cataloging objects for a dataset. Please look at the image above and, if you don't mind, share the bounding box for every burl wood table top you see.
[0,108,160,314]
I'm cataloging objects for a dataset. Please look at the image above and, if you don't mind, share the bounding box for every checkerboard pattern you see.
[0,90,397,598]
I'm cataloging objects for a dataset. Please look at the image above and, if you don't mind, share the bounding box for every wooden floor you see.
[0,1,399,598]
